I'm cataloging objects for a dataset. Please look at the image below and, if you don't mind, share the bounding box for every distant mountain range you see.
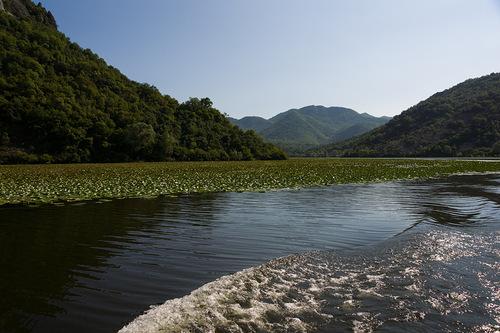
[229,106,391,154]
[310,73,500,157]
[3,2,498,161]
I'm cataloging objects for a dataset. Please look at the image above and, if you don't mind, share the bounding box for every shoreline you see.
[1,158,499,207]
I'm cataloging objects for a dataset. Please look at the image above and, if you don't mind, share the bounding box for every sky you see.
[39,0,500,119]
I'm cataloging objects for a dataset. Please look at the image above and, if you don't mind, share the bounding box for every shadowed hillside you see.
[0,1,286,163]
[310,73,500,157]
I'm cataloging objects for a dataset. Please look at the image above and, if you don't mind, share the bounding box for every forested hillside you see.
[228,116,271,132]
[310,73,500,157]
[230,106,390,154]
[0,0,285,163]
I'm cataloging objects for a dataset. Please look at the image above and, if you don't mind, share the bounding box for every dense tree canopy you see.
[310,73,500,157]
[0,2,285,163]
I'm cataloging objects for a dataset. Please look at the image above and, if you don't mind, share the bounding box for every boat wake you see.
[119,226,499,333]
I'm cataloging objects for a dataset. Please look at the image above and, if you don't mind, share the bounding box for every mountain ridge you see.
[1,0,57,28]
[230,106,391,154]
[309,73,500,157]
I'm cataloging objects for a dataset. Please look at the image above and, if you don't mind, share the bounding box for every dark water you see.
[0,175,499,333]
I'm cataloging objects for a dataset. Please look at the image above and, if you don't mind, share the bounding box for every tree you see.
[124,122,156,155]
[492,141,500,156]
[0,7,286,164]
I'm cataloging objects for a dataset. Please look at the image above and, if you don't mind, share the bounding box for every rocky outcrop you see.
[1,0,57,29]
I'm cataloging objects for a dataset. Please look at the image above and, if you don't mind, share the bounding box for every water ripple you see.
[0,174,498,333]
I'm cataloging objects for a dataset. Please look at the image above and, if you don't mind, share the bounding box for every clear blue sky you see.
[39,0,500,119]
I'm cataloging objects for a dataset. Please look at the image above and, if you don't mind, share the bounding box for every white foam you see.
[120,229,499,333]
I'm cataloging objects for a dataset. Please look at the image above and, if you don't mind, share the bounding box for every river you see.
[0,174,498,332]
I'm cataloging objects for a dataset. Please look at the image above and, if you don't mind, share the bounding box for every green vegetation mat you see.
[1,158,499,206]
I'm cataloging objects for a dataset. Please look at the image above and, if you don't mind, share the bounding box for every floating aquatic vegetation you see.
[0,158,499,206]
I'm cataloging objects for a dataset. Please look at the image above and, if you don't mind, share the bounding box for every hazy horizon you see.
[39,0,500,119]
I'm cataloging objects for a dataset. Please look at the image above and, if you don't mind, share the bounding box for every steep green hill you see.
[330,123,376,143]
[0,0,285,163]
[230,106,390,154]
[311,73,500,157]
[228,116,271,132]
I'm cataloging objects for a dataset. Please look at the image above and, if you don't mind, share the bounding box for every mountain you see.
[310,73,500,157]
[230,106,390,154]
[0,0,286,164]
[229,116,271,132]
[0,0,56,28]
[330,123,380,142]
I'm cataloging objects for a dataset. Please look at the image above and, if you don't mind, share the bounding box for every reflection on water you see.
[0,200,167,332]
[0,174,499,332]
[122,229,500,333]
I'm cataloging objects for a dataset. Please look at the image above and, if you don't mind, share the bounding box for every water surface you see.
[0,174,499,332]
